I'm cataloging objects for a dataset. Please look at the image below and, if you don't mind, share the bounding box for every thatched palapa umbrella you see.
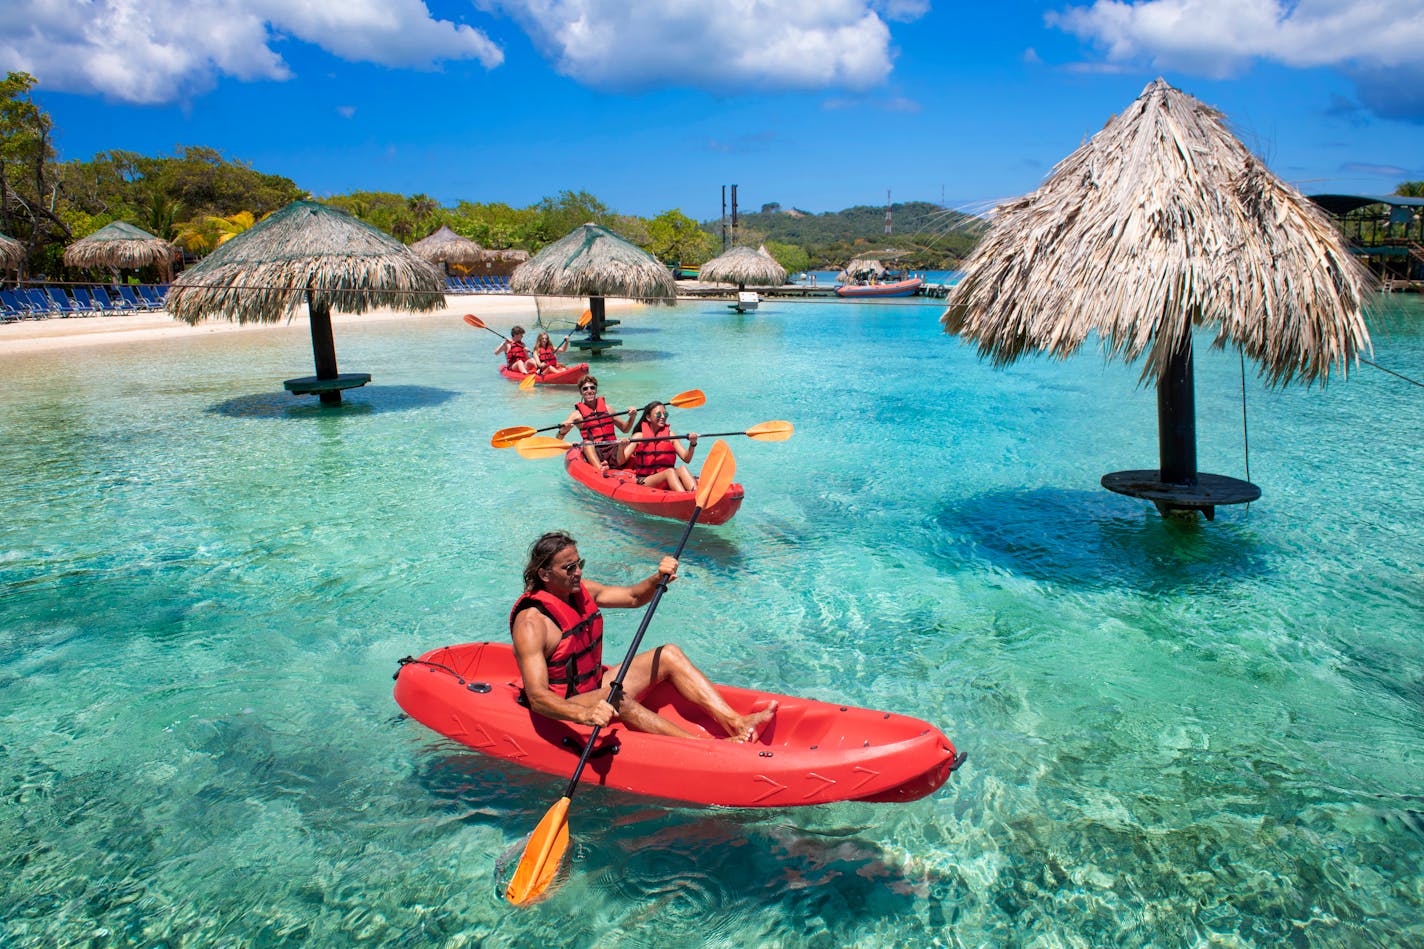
[942,79,1373,519]
[410,225,485,272]
[167,200,445,405]
[0,231,24,274]
[700,245,788,289]
[63,220,178,280]
[510,222,675,353]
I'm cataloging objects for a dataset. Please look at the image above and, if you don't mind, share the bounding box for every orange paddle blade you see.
[519,373,537,390]
[577,309,592,328]
[668,389,706,409]
[506,796,570,906]
[491,426,536,448]
[462,313,486,329]
[515,436,574,459]
[695,440,736,509]
[746,420,794,441]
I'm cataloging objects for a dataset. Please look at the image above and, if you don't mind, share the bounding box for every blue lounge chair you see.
[0,289,26,321]
[116,285,150,310]
[136,285,164,309]
[23,288,57,315]
[46,286,87,316]
[71,287,104,313]
[90,286,127,312]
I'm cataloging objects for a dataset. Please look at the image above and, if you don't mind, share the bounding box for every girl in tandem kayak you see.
[617,401,699,491]
[511,531,777,740]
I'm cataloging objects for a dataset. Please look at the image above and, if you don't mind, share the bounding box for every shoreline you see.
[0,295,639,357]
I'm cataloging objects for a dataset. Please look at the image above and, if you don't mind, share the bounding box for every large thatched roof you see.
[510,223,675,302]
[942,79,1373,386]
[410,225,485,266]
[63,221,177,271]
[167,201,445,325]
[699,245,788,288]
[0,232,23,270]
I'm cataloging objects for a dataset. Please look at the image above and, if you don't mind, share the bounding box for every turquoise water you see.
[2,296,1422,947]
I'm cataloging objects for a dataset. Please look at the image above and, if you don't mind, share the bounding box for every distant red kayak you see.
[564,448,744,524]
[835,277,923,298]
[394,641,964,807]
[499,362,589,386]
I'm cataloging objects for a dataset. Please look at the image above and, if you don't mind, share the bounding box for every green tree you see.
[0,71,69,255]
[645,208,716,264]
[531,190,611,247]
[1394,181,1424,198]
[763,240,809,275]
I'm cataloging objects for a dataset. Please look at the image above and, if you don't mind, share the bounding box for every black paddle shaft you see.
[559,504,705,800]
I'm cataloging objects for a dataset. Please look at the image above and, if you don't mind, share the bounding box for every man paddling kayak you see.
[510,531,776,741]
[556,375,635,474]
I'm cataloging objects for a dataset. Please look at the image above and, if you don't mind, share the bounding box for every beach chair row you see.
[445,276,511,294]
[0,284,169,322]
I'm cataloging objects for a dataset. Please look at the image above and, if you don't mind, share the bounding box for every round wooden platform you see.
[571,338,623,351]
[283,373,371,395]
[1101,470,1260,520]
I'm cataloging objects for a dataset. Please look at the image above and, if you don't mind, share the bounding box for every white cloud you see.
[0,0,503,104]
[1049,0,1424,118]
[477,0,925,92]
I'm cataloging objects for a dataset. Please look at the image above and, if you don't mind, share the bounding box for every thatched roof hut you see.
[167,200,445,404]
[63,221,178,275]
[0,232,24,271]
[940,79,1374,518]
[700,245,788,289]
[943,79,1371,387]
[838,258,887,284]
[511,223,675,346]
[410,225,485,268]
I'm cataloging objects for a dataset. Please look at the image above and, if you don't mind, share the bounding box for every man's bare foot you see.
[726,701,778,742]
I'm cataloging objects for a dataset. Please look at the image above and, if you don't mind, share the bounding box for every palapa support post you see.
[282,290,372,404]
[588,296,606,341]
[570,295,623,355]
[1101,333,1260,520]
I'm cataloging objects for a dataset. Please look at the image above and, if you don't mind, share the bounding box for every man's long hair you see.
[523,531,576,592]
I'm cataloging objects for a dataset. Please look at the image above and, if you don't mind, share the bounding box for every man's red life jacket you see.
[505,339,530,366]
[632,420,677,478]
[509,585,604,697]
[575,398,616,443]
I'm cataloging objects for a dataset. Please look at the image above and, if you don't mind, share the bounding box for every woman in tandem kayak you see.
[618,401,699,491]
[510,531,776,741]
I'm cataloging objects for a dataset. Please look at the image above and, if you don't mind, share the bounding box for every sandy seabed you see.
[0,294,636,358]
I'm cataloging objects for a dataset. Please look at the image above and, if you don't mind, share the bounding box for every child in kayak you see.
[532,330,568,374]
[510,530,777,740]
[618,401,698,491]
[494,325,536,375]
[557,375,636,474]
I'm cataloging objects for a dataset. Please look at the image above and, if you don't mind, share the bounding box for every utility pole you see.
[884,188,892,236]
[720,186,728,252]
[730,184,739,248]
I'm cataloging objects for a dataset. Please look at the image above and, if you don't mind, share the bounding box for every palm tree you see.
[1394,181,1424,198]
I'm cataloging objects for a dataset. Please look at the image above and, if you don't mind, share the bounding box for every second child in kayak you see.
[619,401,699,491]
[557,375,636,474]
[532,330,568,375]
[510,531,776,740]
[494,325,537,375]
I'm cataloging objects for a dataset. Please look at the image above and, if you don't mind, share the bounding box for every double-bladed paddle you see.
[490,389,708,448]
[512,421,793,459]
[504,440,738,906]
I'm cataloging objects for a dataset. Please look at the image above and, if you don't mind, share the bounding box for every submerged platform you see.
[283,373,371,395]
[1101,469,1260,520]
[571,338,623,352]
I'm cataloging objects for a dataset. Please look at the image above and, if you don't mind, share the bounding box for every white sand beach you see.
[0,294,638,357]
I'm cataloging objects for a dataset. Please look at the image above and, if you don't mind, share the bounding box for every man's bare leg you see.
[613,645,777,741]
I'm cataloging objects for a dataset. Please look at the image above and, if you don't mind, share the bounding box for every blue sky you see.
[4,1,1422,221]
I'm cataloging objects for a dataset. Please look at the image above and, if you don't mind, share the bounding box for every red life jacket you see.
[505,339,530,366]
[536,344,560,368]
[633,420,677,477]
[509,585,604,697]
[575,397,616,443]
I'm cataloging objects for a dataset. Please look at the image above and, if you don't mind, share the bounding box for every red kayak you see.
[394,642,964,807]
[564,448,743,525]
[499,362,589,386]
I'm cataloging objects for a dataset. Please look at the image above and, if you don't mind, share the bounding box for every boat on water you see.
[564,447,744,524]
[393,641,965,807]
[836,277,924,298]
[499,362,589,386]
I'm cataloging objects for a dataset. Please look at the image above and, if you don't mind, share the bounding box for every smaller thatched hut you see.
[700,245,788,289]
[410,226,485,272]
[0,232,24,275]
[63,221,178,279]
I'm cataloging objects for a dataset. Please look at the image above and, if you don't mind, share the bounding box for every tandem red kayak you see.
[563,448,744,525]
[499,362,589,386]
[394,642,965,807]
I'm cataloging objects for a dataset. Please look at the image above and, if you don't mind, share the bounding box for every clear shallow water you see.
[2,297,1422,947]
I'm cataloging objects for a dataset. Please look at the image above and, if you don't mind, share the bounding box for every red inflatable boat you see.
[563,448,743,525]
[499,362,589,386]
[394,642,963,807]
